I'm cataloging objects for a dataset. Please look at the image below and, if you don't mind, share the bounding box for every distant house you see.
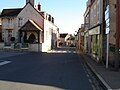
[0,0,59,52]
[59,33,68,46]
[65,34,75,46]
[77,27,85,52]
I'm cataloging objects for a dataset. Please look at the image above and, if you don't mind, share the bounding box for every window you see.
[8,18,13,24]
[94,4,97,18]
[97,0,100,22]
[8,19,10,23]
[18,17,23,27]
[90,9,94,27]
[48,15,51,21]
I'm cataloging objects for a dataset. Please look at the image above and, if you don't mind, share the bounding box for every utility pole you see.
[114,0,120,71]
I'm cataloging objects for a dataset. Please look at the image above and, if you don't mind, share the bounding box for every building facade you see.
[1,2,44,52]
[41,12,59,52]
[0,0,59,52]
[77,26,85,52]
[59,33,68,46]
[104,0,120,66]
[84,0,120,66]
[65,34,75,46]
[85,0,103,62]
[84,2,90,53]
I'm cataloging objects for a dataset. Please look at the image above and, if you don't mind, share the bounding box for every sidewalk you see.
[0,51,26,59]
[79,52,120,90]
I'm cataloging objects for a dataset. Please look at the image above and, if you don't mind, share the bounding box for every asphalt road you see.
[0,49,93,90]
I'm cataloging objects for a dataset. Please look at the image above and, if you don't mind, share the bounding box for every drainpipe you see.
[116,0,119,51]
[114,0,120,71]
[38,31,40,52]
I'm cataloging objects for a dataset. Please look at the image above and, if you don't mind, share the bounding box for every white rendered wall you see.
[42,18,58,52]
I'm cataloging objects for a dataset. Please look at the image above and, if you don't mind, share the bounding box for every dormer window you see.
[48,15,51,21]
[52,17,54,23]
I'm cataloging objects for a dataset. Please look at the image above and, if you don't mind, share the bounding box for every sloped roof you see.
[19,20,43,31]
[60,33,68,38]
[0,8,23,17]
[67,37,75,40]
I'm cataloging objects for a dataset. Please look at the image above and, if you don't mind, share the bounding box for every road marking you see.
[0,61,11,66]
[88,79,92,83]
[92,85,96,90]
[86,74,90,78]
[47,50,76,53]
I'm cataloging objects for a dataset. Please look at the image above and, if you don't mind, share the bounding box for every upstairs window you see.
[18,17,23,27]
[8,19,10,23]
[8,18,12,24]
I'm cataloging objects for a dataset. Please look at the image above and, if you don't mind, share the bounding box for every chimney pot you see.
[38,3,41,11]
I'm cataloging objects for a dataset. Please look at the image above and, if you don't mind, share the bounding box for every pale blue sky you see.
[0,0,87,34]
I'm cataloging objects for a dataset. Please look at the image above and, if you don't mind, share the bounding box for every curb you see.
[86,61,112,90]
[79,52,112,90]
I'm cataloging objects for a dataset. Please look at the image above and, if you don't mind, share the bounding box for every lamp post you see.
[74,31,78,49]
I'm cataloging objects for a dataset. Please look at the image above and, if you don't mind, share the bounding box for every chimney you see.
[38,3,41,11]
[26,0,35,7]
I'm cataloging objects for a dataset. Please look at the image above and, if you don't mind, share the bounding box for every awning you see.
[19,20,43,31]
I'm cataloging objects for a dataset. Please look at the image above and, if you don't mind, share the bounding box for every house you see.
[40,12,59,51]
[84,0,119,66]
[0,0,44,51]
[83,0,103,62]
[83,1,90,53]
[59,33,68,46]
[0,0,59,52]
[77,26,85,52]
[104,0,120,66]
[65,34,75,46]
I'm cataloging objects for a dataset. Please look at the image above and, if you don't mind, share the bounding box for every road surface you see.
[0,48,93,90]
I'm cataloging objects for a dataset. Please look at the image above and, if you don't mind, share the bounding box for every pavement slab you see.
[79,51,120,90]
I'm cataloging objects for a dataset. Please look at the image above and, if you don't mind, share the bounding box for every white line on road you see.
[47,50,76,53]
[0,61,11,66]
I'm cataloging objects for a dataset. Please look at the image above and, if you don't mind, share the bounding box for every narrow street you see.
[0,48,102,90]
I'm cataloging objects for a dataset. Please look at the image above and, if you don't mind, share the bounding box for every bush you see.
[10,37,15,42]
